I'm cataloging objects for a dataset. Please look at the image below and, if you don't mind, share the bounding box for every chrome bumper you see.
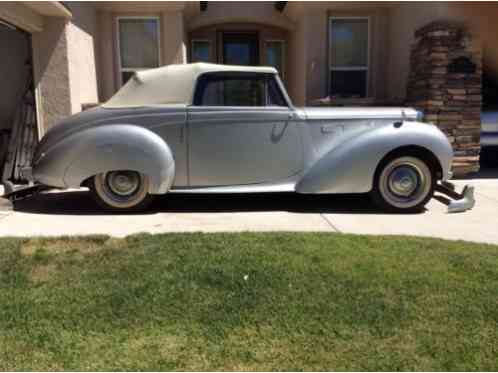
[435,181,475,213]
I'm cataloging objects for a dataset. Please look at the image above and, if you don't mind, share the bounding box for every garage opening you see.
[0,20,38,190]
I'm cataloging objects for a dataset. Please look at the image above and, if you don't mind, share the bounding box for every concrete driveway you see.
[1,170,497,244]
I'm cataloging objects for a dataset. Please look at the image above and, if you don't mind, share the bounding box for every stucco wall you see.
[31,17,72,134]
[162,11,187,65]
[96,10,115,101]
[286,14,307,106]
[0,26,30,130]
[65,2,99,112]
[185,1,295,31]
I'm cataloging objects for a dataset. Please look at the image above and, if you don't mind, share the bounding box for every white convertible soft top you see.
[103,63,278,108]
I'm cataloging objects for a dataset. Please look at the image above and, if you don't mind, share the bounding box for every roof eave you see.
[24,1,72,19]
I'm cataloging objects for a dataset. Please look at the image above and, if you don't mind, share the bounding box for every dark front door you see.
[222,32,259,66]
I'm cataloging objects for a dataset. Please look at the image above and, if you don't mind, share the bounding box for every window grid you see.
[116,16,161,86]
[328,16,370,98]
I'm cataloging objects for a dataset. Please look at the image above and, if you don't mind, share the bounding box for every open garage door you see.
[0,19,38,188]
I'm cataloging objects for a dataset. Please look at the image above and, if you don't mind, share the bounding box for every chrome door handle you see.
[180,126,184,143]
[321,125,336,133]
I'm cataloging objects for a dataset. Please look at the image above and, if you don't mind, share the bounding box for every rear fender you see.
[296,121,453,194]
[35,124,175,194]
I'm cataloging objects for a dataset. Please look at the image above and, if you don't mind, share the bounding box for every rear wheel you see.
[91,170,154,211]
[371,156,435,213]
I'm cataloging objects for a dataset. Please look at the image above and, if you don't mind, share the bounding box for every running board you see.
[435,181,475,213]
[2,181,49,201]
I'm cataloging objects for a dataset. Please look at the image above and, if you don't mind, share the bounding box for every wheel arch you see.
[374,145,444,182]
[58,124,175,194]
[296,121,452,194]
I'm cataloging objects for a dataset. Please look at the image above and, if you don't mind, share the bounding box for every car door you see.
[187,72,303,186]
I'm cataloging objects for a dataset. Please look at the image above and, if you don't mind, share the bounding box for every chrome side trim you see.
[169,182,296,194]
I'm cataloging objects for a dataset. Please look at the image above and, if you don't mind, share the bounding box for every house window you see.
[329,17,369,98]
[191,40,211,62]
[265,40,285,78]
[117,17,160,85]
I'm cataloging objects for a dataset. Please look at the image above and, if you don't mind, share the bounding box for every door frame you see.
[218,30,259,65]
[186,105,301,187]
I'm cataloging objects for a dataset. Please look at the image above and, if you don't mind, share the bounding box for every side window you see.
[194,73,287,107]
[267,77,287,107]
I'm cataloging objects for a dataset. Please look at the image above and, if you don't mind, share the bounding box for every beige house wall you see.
[31,17,72,134]
[286,12,307,106]
[96,10,115,101]
[184,1,295,31]
[65,2,99,113]
[162,11,187,65]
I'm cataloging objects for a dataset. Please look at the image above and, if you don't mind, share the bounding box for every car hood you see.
[300,107,421,121]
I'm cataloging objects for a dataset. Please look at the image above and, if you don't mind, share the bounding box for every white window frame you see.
[190,39,212,63]
[264,39,286,80]
[328,16,370,98]
[116,16,161,86]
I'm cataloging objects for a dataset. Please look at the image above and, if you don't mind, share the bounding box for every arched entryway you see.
[188,23,289,81]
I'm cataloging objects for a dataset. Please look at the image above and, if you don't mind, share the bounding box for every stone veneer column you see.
[406,21,482,175]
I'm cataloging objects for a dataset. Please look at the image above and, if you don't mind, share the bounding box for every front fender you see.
[33,124,175,194]
[296,121,453,194]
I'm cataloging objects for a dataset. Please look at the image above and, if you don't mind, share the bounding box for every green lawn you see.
[1,233,497,371]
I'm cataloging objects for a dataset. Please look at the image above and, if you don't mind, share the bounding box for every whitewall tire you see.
[91,170,154,211]
[371,156,435,213]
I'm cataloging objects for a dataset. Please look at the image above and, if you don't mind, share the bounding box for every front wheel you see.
[91,170,154,212]
[371,156,435,213]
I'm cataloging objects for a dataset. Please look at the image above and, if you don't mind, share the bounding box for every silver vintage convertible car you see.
[28,63,473,212]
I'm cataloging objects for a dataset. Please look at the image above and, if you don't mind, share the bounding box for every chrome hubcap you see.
[105,171,140,197]
[378,156,432,210]
[388,166,419,197]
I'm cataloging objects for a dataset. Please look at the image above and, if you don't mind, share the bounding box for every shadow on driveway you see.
[11,189,424,216]
[455,165,498,180]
